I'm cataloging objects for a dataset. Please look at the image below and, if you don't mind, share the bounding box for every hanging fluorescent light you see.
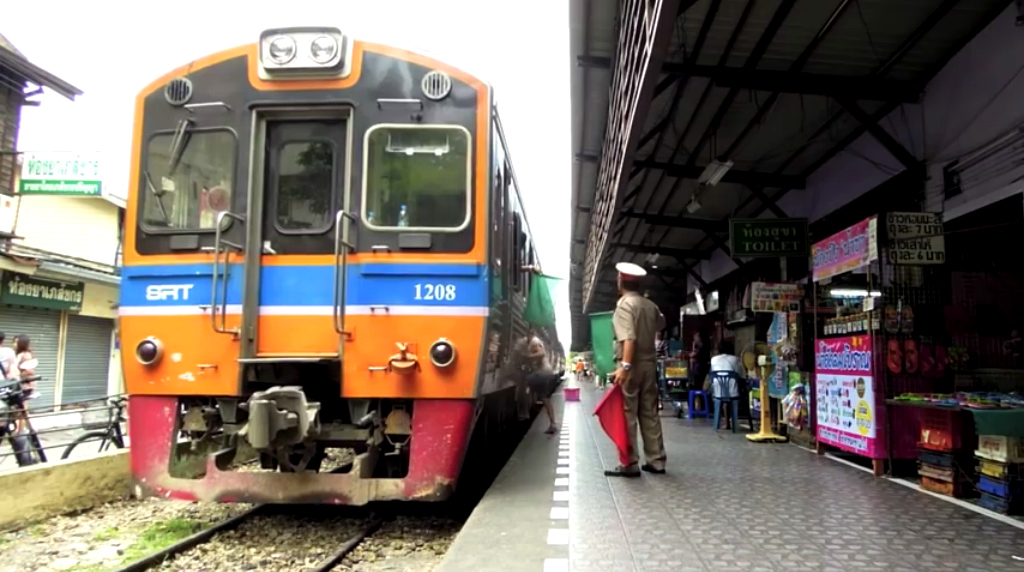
[697,159,734,186]
[686,197,702,213]
[830,289,881,298]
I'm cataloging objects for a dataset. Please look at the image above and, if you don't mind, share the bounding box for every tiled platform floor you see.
[442,380,1024,572]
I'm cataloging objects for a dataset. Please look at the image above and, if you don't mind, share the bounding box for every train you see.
[120,27,563,504]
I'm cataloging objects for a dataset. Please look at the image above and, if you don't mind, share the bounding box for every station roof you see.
[568,0,1011,350]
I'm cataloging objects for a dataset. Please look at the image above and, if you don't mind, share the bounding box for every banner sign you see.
[886,212,945,265]
[750,282,802,313]
[815,335,880,458]
[729,218,808,258]
[0,272,84,311]
[18,152,102,196]
[811,216,878,282]
[767,313,788,398]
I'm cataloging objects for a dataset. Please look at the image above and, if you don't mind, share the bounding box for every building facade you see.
[0,33,123,410]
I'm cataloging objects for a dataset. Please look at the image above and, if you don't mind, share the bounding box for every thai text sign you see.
[0,272,84,311]
[886,212,945,265]
[750,282,802,313]
[18,152,102,196]
[815,335,879,458]
[811,216,878,282]
[729,218,808,258]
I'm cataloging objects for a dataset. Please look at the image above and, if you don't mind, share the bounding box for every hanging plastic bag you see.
[782,386,808,430]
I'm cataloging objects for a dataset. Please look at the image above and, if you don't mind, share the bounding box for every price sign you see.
[886,212,945,266]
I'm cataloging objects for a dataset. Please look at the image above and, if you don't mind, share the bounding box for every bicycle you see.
[60,396,127,460]
[0,375,47,467]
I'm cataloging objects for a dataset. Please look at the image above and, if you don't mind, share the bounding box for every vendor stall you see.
[811,216,892,475]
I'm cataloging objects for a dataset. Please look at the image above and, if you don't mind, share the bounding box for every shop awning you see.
[35,261,120,287]
[0,34,82,101]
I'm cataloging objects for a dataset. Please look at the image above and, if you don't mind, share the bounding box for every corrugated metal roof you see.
[0,31,82,100]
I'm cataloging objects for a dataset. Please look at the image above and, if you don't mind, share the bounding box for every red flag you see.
[593,384,631,466]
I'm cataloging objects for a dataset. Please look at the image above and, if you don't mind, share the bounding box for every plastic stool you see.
[687,390,710,419]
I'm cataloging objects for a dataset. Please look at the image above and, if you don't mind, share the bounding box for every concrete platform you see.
[439,380,1024,572]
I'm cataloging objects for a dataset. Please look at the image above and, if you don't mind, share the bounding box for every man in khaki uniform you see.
[606,262,667,477]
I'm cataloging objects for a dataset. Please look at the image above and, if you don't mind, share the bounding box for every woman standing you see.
[14,335,39,400]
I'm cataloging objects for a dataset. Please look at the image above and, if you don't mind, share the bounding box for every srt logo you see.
[146,284,194,301]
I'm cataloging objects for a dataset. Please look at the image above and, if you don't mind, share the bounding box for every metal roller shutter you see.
[0,306,61,408]
[62,315,113,405]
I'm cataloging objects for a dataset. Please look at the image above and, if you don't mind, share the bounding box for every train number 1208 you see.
[414,283,457,301]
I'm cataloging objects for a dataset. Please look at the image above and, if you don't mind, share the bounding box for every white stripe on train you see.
[118,305,491,317]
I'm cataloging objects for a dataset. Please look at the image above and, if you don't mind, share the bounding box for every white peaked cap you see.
[615,262,647,278]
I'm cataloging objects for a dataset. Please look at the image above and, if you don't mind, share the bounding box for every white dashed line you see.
[558,451,570,458]
[550,506,569,520]
[554,477,569,487]
[547,528,570,545]
[553,490,570,502]
[543,558,569,572]
[557,458,570,466]
[556,466,570,474]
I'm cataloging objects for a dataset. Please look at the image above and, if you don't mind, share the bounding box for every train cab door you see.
[243,114,350,359]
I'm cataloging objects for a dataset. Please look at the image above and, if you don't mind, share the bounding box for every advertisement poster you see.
[815,335,879,457]
[811,217,878,282]
[751,282,803,313]
[767,313,788,397]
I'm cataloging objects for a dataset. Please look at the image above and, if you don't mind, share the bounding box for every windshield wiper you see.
[144,170,171,224]
[167,118,194,175]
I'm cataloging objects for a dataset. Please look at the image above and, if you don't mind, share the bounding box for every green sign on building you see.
[729,218,809,258]
[18,151,102,196]
[0,272,84,311]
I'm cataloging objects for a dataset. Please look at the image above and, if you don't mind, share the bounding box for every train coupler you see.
[238,385,321,451]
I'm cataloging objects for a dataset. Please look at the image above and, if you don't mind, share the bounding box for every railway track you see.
[112,505,383,572]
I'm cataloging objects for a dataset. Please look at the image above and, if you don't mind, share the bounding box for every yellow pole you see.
[746,357,787,443]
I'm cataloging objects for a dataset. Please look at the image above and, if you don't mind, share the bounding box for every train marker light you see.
[429,338,456,368]
[135,337,164,366]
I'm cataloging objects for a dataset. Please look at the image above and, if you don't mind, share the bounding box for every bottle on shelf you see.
[397,204,409,227]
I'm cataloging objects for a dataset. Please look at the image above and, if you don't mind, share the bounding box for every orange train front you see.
[120,27,560,504]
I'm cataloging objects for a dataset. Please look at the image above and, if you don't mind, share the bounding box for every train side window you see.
[274,140,335,233]
[512,213,523,291]
[141,129,236,231]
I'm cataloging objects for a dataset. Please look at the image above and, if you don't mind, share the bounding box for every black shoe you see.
[641,463,666,474]
[604,465,641,478]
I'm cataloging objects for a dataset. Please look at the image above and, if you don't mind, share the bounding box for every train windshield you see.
[142,129,236,230]
[363,125,470,231]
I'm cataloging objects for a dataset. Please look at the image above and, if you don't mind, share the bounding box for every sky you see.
[5,0,574,347]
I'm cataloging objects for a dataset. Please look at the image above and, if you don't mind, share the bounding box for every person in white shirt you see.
[710,340,744,378]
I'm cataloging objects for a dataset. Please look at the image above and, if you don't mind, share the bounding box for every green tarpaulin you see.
[971,409,1024,438]
[524,273,561,328]
[590,311,616,379]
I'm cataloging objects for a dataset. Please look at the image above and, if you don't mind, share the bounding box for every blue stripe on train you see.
[120,263,489,307]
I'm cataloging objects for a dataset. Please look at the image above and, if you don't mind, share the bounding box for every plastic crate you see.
[919,409,963,452]
[918,463,955,482]
[564,387,580,402]
[921,476,972,498]
[976,435,1024,463]
[978,492,1023,515]
[978,458,1022,480]
[920,449,963,468]
[977,475,1022,500]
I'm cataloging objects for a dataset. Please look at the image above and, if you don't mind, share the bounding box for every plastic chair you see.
[708,370,747,433]
[687,389,710,419]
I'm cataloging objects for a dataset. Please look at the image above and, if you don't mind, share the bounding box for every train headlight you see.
[310,36,338,64]
[135,337,164,366]
[258,28,348,78]
[267,36,297,64]
[429,339,456,368]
